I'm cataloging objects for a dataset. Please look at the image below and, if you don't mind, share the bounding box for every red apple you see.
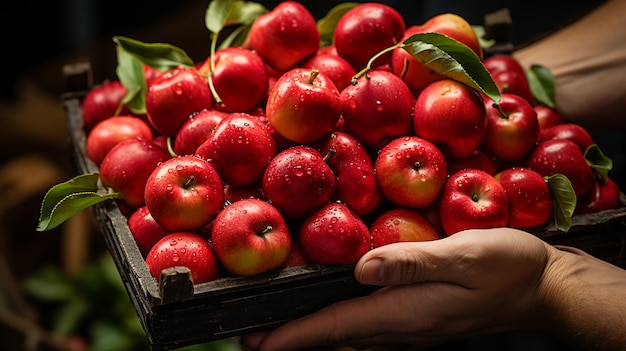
[447,149,498,176]
[300,52,357,91]
[333,2,405,70]
[390,25,446,97]
[313,131,380,215]
[575,177,621,214]
[211,198,291,277]
[341,69,414,150]
[223,184,266,204]
[146,232,219,284]
[491,70,535,105]
[537,123,594,152]
[128,205,172,257]
[375,136,448,208]
[144,155,225,232]
[173,109,227,156]
[145,66,214,137]
[483,55,526,77]
[266,68,341,144]
[86,115,154,166]
[298,203,371,265]
[197,47,269,113]
[281,240,311,268]
[418,13,483,59]
[196,112,276,187]
[262,145,336,219]
[482,93,539,161]
[413,79,487,159]
[495,167,553,228]
[370,208,440,248]
[391,12,483,96]
[527,139,594,199]
[483,55,535,104]
[534,105,565,130]
[81,80,129,131]
[439,168,509,236]
[248,1,320,72]
[99,138,171,209]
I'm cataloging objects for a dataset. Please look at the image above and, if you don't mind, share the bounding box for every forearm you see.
[538,245,626,350]
[513,0,626,133]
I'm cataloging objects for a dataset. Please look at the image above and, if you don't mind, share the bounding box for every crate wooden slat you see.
[61,63,626,350]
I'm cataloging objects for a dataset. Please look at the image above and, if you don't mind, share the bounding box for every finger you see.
[252,282,469,351]
[356,227,542,287]
[355,230,479,286]
[240,331,269,350]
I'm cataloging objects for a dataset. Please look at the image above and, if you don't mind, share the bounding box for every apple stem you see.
[322,148,336,162]
[308,69,320,84]
[207,32,224,105]
[399,58,410,80]
[259,225,273,236]
[351,43,402,85]
[166,137,178,158]
[492,103,508,119]
[183,176,195,189]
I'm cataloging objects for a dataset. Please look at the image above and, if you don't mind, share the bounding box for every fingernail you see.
[359,258,384,284]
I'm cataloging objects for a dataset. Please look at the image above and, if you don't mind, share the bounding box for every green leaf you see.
[112,36,195,71]
[116,44,147,115]
[22,267,76,302]
[472,25,496,50]
[218,23,253,49]
[206,0,236,33]
[546,174,577,232]
[37,173,119,232]
[584,143,613,181]
[401,32,501,103]
[527,64,556,107]
[53,297,88,335]
[317,2,359,48]
[206,0,268,34]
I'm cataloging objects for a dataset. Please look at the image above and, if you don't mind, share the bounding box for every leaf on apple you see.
[113,36,195,72]
[37,173,119,232]
[116,46,147,115]
[546,174,577,232]
[401,32,501,103]
[584,143,613,182]
[206,0,267,33]
[206,0,269,49]
[317,2,360,48]
[527,64,556,108]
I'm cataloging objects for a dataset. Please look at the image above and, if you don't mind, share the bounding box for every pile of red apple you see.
[47,1,622,284]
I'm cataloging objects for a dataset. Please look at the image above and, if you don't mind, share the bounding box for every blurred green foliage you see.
[22,253,240,351]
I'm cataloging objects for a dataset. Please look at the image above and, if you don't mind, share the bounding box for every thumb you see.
[355,229,492,286]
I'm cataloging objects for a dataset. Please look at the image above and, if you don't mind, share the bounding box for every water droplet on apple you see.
[375,101,383,112]
[293,165,304,177]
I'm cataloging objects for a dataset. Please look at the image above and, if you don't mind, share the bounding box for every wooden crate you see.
[61,63,626,350]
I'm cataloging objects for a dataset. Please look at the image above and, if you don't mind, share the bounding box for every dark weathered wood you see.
[62,62,626,350]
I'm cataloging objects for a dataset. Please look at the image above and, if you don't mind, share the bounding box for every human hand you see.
[242,227,558,350]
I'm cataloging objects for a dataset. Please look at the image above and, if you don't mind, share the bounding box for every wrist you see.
[535,244,626,349]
